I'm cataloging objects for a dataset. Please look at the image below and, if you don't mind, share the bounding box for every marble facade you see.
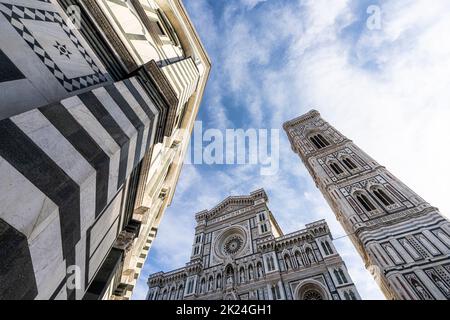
[147,190,361,300]
[284,110,450,300]
[0,0,210,300]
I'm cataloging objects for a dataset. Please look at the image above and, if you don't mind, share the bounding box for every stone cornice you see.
[282,109,320,130]
[143,60,179,137]
[195,189,268,222]
[81,0,137,73]
[130,0,163,46]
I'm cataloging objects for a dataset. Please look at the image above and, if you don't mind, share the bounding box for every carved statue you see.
[307,250,315,263]
[432,275,450,296]
[413,281,431,300]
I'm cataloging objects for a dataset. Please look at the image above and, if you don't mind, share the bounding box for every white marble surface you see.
[0,156,59,239]
[89,189,123,255]
[114,81,151,160]
[92,86,138,178]
[22,19,94,78]
[11,109,97,232]
[62,96,121,203]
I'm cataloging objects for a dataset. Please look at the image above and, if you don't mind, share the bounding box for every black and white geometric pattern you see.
[0,76,158,300]
[0,2,107,92]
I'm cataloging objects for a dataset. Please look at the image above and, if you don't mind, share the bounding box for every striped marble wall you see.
[161,57,199,114]
[0,76,159,300]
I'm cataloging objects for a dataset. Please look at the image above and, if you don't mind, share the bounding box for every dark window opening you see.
[343,157,357,170]
[330,162,344,175]
[357,194,376,212]
[374,189,395,206]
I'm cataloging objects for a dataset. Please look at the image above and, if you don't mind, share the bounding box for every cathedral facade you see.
[147,189,360,300]
[283,110,450,300]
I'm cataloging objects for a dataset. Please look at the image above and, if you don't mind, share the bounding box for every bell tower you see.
[284,110,450,300]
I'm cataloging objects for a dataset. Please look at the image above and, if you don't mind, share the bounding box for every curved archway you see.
[294,280,330,300]
[225,264,235,286]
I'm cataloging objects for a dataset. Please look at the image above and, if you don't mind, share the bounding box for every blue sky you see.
[132,0,450,300]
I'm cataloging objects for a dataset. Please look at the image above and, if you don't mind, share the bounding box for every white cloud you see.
[135,0,450,300]
[239,0,267,10]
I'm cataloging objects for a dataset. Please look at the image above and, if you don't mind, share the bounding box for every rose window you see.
[303,290,323,300]
[223,236,243,255]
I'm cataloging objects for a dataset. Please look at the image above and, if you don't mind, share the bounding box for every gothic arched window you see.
[295,251,303,268]
[248,265,254,280]
[305,247,315,264]
[225,265,234,285]
[200,278,206,293]
[349,290,357,300]
[170,287,176,300]
[373,188,395,206]
[271,284,282,300]
[208,276,214,291]
[339,268,348,283]
[344,291,350,300]
[284,254,291,270]
[257,262,264,278]
[177,285,184,299]
[266,256,275,271]
[330,162,344,175]
[356,194,376,212]
[321,242,329,255]
[325,241,333,254]
[342,157,357,170]
[216,274,222,289]
[240,267,245,283]
[310,134,330,149]
[334,269,343,285]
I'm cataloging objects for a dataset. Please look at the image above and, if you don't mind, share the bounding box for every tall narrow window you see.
[271,284,281,299]
[240,267,245,283]
[284,254,291,270]
[295,251,303,268]
[248,265,254,280]
[342,157,357,170]
[339,268,348,283]
[200,278,206,293]
[317,134,330,146]
[310,134,330,149]
[349,291,357,300]
[325,241,333,254]
[257,262,263,278]
[330,162,344,175]
[373,188,395,206]
[217,274,222,289]
[261,223,268,233]
[356,194,376,212]
[209,276,214,291]
[344,291,350,300]
[267,255,276,271]
[334,269,343,285]
[321,242,329,255]
[187,279,193,294]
